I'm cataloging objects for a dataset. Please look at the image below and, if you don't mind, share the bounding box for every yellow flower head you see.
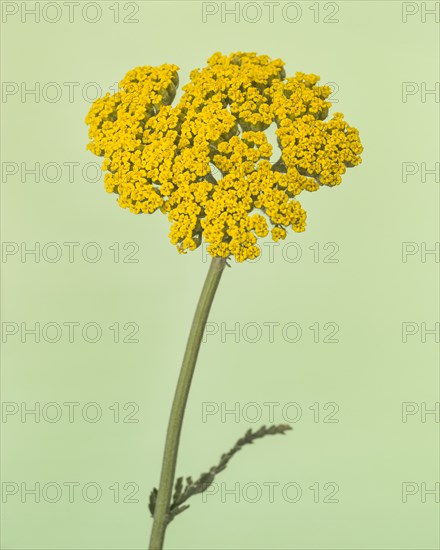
[86,52,363,262]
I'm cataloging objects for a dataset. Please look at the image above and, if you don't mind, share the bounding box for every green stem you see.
[148,256,227,550]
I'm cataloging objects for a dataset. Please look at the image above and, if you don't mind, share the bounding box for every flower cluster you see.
[86,52,362,262]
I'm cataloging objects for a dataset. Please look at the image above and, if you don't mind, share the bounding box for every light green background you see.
[1,1,439,549]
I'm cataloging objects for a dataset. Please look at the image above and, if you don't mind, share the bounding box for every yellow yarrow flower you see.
[86,52,363,262]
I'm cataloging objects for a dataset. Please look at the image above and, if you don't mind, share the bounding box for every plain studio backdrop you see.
[1,1,439,549]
